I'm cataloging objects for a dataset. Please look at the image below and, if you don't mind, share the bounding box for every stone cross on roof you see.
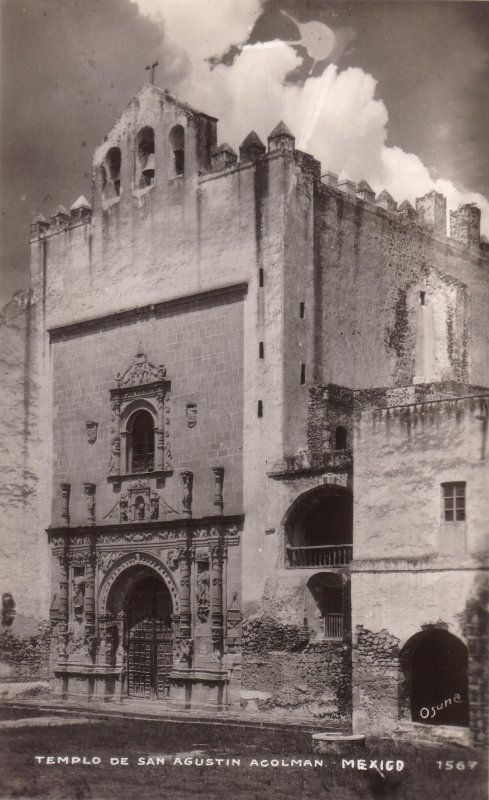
[145,59,159,85]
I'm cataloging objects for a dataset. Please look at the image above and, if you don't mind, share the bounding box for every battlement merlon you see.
[29,84,487,257]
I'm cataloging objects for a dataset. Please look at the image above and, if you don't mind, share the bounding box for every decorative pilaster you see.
[211,466,224,515]
[57,554,70,662]
[116,610,126,663]
[60,482,71,526]
[99,614,119,666]
[180,470,193,516]
[83,482,96,525]
[109,399,121,476]
[164,391,172,467]
[178,548,192,640]
[156,390,165,470]
[210,544,225,658]
[84,552,97,660]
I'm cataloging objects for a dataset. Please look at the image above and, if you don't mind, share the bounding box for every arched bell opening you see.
[135,126,155,188]
[103,147,121,199]
[399,629,469,727]
[169,124,185,178]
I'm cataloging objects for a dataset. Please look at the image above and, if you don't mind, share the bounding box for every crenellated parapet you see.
[30,196,92,242]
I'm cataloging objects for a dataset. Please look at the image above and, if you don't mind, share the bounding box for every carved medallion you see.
[85,420,98,444]
[186,403,197,428]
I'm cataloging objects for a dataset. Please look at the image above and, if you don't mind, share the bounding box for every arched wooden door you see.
[127,576,173,699]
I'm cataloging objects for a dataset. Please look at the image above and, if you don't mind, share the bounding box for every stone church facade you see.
[1,83,488,746]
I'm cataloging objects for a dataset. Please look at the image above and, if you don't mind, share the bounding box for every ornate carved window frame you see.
[108,349,172,483]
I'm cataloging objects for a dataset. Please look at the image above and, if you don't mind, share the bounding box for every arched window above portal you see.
[169,125,185,178]
[127,410,155,473]
[135,126,155,188]
[108,349,172,485]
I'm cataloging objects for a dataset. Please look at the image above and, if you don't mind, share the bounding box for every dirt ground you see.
[0,705,486,800]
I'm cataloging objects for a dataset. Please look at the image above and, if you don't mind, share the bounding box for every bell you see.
[142,153,155,177]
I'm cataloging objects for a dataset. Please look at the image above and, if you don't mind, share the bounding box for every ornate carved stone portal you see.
[49,518,243,709]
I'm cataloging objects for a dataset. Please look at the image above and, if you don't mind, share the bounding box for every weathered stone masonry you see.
[0,83,487,744]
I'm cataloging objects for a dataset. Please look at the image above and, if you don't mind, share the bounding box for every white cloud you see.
[133,0,489,235]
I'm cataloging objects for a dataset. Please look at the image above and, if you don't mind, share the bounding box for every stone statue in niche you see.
[175,637,193,665]
[72,576,85,618]
[186,403,197,428]
[84,632,99,660]
[103,619,119,662]
[69,617,85,654]
[85,420,98,444]
[135,495,146,521]
[196,562,210,622]
[150,492,159,520]
[119,494,128,523]
[57,631,70,659]
[83,482,96,524]
[180,470,193,516]
[1,593,16,627]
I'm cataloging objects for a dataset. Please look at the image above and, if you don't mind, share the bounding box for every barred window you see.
[321,587,343,639]
[443,482,466,522]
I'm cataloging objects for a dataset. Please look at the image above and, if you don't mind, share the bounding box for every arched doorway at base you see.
[126,575,173,700]
[400,629,469,727]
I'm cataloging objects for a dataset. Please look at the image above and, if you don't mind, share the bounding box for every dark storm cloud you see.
[0,0,184,303]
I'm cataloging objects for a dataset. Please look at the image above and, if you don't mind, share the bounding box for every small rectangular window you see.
[259,268,264,288]
[259,341,264,359]
[300,302,305,319]
[257,400,263,418]
[443,482,466,522]
[300,363,306,385]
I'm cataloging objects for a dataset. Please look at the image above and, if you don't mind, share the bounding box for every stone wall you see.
[316,186,488,390]
[354,391,489,559]
[0,293,51,682]
[461,574,488,747]
[352,624,401,735]
[0,623,50,683]
[241,615,351,720]
[49,289,245,527]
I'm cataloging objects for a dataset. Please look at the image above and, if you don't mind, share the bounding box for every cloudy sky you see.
[1,0,488,306]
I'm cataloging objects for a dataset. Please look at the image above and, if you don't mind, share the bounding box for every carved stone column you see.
[99,614,118,666]
[60,482,71,526]
[180,470,193,517]
[178,548,192,640]
[84,552,97,660]
[57,554,70,662]
[109,399,121,476]
[83,482,96,525]
[156,390,165,470]
[210,544,225,658]
[212,466,224,515]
